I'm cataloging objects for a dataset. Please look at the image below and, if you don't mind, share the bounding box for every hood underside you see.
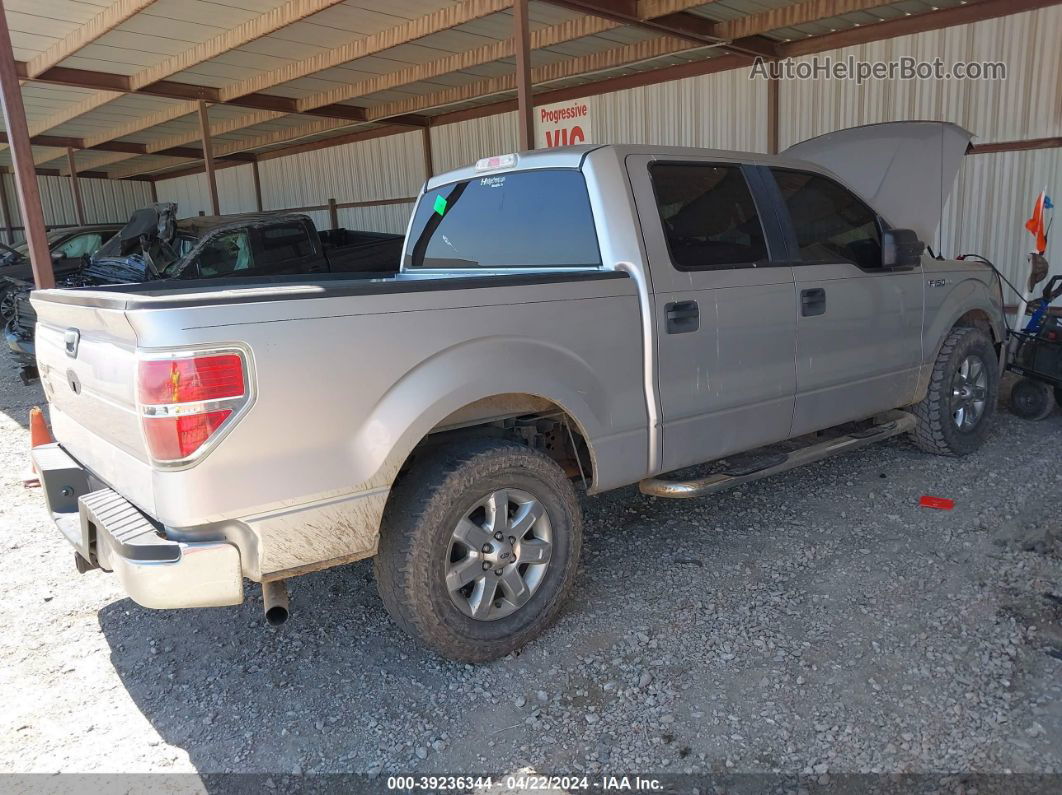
[784,121,973,246]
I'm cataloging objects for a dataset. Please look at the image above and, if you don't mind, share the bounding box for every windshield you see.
[405,169,601,269]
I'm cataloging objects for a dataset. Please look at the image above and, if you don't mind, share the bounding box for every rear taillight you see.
[137,349,252,465]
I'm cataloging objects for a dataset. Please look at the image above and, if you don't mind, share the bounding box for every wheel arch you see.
[954,307,1001,346]
[400,392,598,490]
[353,337,612,495]
[925,278,1005,359]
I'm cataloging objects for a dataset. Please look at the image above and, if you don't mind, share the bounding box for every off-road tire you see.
[911,326,998,455]
[1010,378,1056,420]
[375,439,581,663]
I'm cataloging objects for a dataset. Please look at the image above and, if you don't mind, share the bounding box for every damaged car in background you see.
[5,203,402,374]
[0,223,121,322]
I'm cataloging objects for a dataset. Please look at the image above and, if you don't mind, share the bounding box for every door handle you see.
[800,288,826,317]
[665,300,699,334]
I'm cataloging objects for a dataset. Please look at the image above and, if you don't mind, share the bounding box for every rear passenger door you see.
[629,156,797,473]
[765,168,923,435]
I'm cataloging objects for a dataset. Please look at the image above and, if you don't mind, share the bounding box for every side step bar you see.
[639,411,917,499]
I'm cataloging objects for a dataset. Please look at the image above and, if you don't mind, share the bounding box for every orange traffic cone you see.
[29,406,54,448]
[24,406,54,487]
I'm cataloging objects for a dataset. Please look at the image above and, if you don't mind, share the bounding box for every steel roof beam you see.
[16,64,370,122]
[541,0,776,57]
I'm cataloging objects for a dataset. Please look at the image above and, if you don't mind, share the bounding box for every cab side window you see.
[55,233,103,258]
[195,231,254,277]
[650,163,768,270]
[256,225,315,272]
[771,169,882,270]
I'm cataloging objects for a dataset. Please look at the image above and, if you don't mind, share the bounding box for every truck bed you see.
[29,268,620,309]
[31,267,646,583]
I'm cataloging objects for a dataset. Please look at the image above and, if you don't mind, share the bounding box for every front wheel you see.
[911,326,998,455]
[0,285,15,324]
[375,439,581,662]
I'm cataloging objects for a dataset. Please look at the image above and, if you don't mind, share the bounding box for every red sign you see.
[536,100,592,149]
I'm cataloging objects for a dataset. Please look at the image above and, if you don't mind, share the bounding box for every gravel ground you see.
[1,353,1059,785]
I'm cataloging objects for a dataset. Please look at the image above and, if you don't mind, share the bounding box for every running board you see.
[639,411,917,499]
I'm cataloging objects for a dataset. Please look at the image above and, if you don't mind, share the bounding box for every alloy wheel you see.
[445,488,553,621]
[952,354,988,430]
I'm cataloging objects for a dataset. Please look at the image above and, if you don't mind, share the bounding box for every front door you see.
[764,167,924,436]
[629,156,797,474]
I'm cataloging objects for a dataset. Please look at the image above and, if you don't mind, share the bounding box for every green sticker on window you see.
[433,195,447,216]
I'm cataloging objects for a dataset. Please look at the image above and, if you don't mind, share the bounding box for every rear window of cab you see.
[405,169,602,270]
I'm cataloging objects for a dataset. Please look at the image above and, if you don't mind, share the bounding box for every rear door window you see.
[770,169,882,269]
[256,224,316,272]
[406,169,601,269]
[649,163,768,270]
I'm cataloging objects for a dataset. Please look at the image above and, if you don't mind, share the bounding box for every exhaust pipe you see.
[262,580,289,625]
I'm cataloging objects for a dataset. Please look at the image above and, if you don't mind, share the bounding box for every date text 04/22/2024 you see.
[385,775,664,791]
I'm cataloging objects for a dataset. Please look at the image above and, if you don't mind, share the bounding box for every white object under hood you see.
[784,121,973,246]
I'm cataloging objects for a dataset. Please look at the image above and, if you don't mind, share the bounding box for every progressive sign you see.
[536,100,592,149]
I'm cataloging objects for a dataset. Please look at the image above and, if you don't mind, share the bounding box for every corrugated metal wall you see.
[777,5,1062,148]
[777,4,1061,288]
[940,146,1062,280]
[154,164,260,217]
[426,67,766,174]
[258,130,424,218]
[149,6,1058,290]
[155,130,425,234]
[590,65,767,152]
[430,112,520,175]
[1,173,152,242]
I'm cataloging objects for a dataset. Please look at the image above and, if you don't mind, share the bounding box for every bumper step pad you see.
[80,489,179,563]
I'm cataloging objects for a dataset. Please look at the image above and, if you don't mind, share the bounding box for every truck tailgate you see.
[32,294,156,514]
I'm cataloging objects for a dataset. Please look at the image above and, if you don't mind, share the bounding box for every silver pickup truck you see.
[31,122,1004,662]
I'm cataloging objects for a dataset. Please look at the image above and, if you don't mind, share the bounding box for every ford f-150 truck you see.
[29,122,1004,662]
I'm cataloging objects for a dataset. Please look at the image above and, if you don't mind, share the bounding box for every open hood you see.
[784,121,972,245]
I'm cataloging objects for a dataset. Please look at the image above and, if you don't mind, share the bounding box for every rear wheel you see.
[375,439,581,662]
[912,326,998,455]
[1011,378,1056,420]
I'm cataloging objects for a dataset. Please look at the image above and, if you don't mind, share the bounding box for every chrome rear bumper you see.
[34,443,244,609]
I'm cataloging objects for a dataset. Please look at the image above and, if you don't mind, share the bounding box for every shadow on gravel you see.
[95,556,463,774]
[0,361,42,430]
[91,402,1062,778]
